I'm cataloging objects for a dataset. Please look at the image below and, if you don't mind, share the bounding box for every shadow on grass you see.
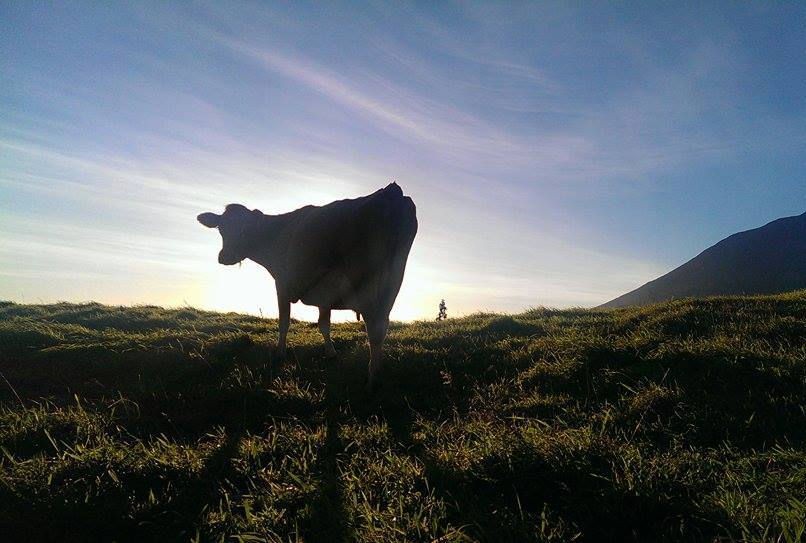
[302,370,352,542]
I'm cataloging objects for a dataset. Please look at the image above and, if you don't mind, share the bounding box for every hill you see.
[0,295,805,542]
[601,212,806,308]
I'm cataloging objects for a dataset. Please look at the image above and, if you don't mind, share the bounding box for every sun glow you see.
[198,257,435,323]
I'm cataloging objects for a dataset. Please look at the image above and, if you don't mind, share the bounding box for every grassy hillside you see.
[0,293,805,542]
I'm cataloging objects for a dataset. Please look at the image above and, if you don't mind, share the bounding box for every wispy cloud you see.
[217,21,782,200]
[221,39,534,163]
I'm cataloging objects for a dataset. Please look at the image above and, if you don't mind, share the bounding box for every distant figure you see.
[437,299,447,321]
[197,183,418,390]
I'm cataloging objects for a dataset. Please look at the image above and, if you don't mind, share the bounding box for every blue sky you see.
[1,1,804,320]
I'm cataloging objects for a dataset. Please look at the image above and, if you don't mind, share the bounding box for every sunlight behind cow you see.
[198,231,432,323]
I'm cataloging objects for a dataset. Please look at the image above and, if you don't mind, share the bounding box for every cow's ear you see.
[197,212,220,228]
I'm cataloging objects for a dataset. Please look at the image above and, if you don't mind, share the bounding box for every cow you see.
[197,182,418,390]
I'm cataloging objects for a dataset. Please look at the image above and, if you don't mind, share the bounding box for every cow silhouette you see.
[198,183,418,390]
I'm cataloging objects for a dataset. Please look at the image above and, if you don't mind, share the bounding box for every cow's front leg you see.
[277,291,290,359]
[318,307,337,357]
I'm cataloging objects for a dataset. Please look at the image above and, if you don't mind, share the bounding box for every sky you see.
[1,1,805,321]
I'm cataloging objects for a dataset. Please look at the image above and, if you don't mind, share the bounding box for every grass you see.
[0,292,804,542]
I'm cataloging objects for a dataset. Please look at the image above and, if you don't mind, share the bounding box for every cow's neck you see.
[246,213,290,277]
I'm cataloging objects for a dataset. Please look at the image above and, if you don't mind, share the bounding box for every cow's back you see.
[284,184,417,312]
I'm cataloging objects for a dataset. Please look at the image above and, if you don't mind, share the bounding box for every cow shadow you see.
[301,370,353,542]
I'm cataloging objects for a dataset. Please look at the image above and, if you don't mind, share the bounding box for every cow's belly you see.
[297,270,359,309]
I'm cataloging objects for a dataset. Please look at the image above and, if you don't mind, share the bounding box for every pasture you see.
[0,293,804,542]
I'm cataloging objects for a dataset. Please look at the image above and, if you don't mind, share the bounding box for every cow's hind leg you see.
[318,307,337,357]
[364,313,389,392]
[276,290,290,360]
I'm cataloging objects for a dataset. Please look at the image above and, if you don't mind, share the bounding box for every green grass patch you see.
[0,293,804,541]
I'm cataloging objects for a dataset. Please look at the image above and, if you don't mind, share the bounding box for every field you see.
[0,293,805,542]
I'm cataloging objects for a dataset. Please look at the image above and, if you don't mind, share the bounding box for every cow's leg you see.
[318,307,337,357]
[277,290,290,359]
[364,313,389,392]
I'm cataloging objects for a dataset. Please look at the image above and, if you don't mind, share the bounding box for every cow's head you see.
[197,204,262,265]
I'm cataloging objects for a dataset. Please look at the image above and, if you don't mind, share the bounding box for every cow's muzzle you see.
[218,251,241,266]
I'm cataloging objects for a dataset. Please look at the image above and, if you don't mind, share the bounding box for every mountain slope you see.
[601,211,806,308]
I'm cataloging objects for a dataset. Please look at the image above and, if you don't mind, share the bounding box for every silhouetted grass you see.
[0,292,804,542]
